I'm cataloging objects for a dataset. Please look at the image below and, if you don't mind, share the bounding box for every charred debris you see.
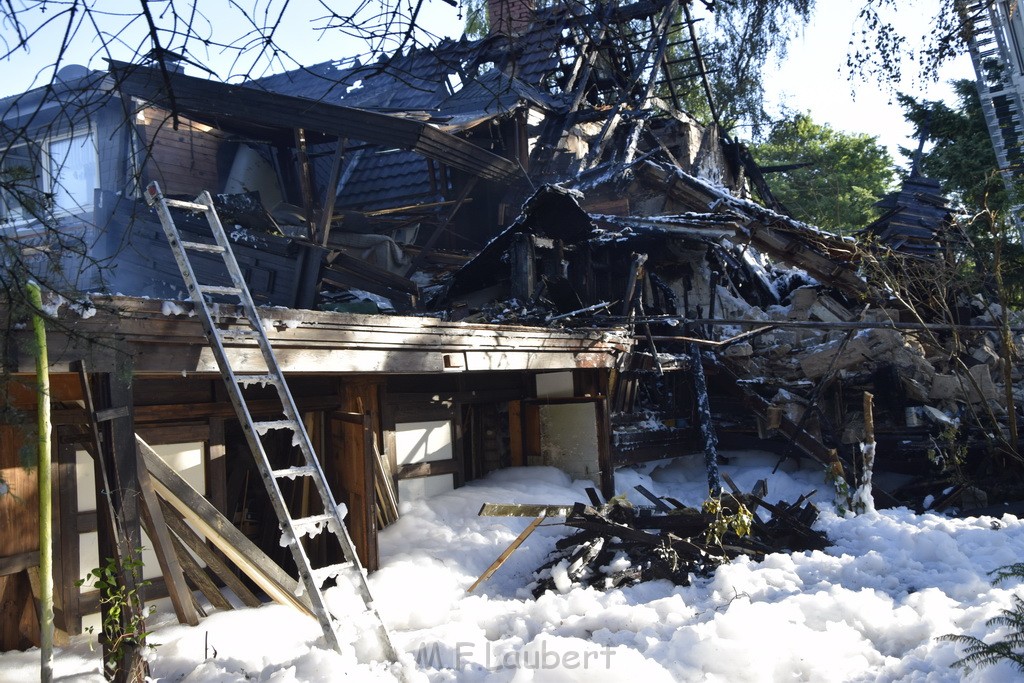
[97,0,1024,509]
[476,478,827,595]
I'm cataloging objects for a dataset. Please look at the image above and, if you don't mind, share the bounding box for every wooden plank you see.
[468,514,546,592]
[26,567,69,646]
[54,428,81,635]
[294,128,317,241]
[633,485,672,512]
[0,427,38,559]
[508,400,524,468]
[595,396,614,500]
[206,418,227,515]
[0,572,34,650]
[158,499,261,609]
[0,551,40,576]
[135,441,200,626]
[167,532,230,612]
[323,251,419,294]
[138,437,312,615]
[396,460,460,479]
[478,503,575,518]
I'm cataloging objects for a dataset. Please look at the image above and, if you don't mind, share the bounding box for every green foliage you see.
[699,0,815,134]
[75,552,155,677]
[941,563,1024,674]
[898,80,1004,220]
[825,462,852,515]
[849,1,965,86]
[461,0,487,39]
[702,495,753,546]
[927,422,967,483]
[751,113,896,233]
[899,79,1024,307]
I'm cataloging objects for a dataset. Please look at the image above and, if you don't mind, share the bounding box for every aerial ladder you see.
[962,0,1024,241]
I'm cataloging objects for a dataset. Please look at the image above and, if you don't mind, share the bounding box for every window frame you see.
[0,124,99,230]
[41,126,100,218]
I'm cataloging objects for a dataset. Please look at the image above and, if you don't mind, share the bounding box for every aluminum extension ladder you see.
[962,0,1024,242]
[144,181,400,664]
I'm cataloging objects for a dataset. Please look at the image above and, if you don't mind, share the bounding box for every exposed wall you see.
[135,106,229,197]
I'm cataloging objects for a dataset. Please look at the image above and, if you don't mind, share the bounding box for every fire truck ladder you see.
[144,181,400,665]
[963,0,1024,240]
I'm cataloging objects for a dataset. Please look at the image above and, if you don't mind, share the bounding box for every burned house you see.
[1,0,1022,661]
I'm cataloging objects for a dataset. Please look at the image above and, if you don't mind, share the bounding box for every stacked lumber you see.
[529,484,827,596]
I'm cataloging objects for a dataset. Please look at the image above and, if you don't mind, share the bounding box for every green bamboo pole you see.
[27,281,53,683]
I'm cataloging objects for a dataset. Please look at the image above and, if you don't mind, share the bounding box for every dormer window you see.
[1,128,98,226]
[46,131,97,215]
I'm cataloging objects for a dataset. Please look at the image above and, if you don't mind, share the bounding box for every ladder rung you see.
[253,419,298,434]
[273,464,316,479]
[180,240,225,254]
[235,373,278,386]
[311,562,355,588]
[199,285,242,296]
[292,513,335,533]
[165,198,211,212]
[218,329,260,340]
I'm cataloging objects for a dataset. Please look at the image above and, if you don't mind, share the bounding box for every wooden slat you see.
[0,551,40,577]
[468,514,546,592]
[396,460,460,479]
[167,532,230,612]
[138,438,311,615]
[158,498,261,609]
[135,440,200,626]
[478,503,575,518]
[26,567,69,646]
[54,428,81,635]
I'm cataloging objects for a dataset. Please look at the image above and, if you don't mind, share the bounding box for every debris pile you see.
[529,483,828,596]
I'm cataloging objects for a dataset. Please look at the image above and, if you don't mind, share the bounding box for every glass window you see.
[48,131,97,214]
[0,144,39,223]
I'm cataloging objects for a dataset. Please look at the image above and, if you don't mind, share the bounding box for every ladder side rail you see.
[194,192,353,548]
[193,190,398,665]
[146,183,343,652]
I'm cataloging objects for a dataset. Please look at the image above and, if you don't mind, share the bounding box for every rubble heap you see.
[531,483,827,596]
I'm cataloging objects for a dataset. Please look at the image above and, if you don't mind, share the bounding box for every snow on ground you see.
[5,451,1024,682]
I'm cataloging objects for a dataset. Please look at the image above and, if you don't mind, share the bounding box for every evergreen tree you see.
[899,79,1024,305]
[750,113,895,233]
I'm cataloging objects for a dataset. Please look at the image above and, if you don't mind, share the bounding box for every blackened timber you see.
[293,128,318,242]
[109,62,523,183]
[691,345,722,496]
[322,251,419,295]
[319,139,346,246]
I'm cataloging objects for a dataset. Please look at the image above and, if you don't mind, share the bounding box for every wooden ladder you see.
[143,181,400,664]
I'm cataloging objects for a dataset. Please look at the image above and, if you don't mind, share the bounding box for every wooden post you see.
[622,253,648,316]
[89,352,148,683]
[690,343,722,497]
[319,138,346,247]
[135,448,199,626]
[857,391,877,515]
[293,128,318,242]
[27,281,53,683]
[510,232,535,302]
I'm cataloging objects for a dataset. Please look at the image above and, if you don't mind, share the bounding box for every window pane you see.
[1,145,38,221]
[49,132,96,212]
